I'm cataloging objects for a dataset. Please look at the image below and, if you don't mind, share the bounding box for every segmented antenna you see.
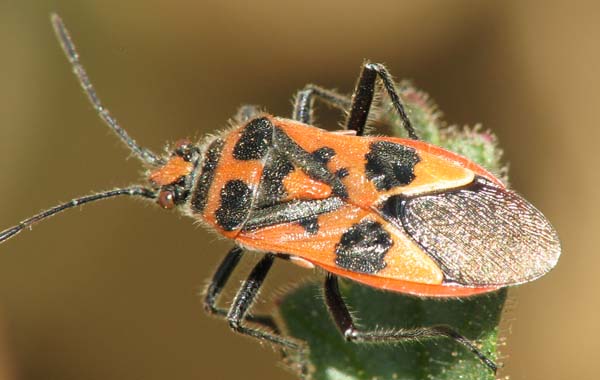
[50,13,163,166]
[0,187,156,244]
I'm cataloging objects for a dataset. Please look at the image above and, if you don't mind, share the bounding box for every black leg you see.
[204,249,309,378]
[292,84,352,124]
[346,62,419,139]
[324,274,498,373]
[204,246,243,316]
[226,253,301,350]
[203,247,279,332]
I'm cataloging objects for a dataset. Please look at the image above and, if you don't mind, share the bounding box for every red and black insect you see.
[0,14,561,374]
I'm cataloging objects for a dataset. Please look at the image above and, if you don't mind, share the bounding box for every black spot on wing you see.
[335,220,392,274]
[233,117,273,160]
[191,138,224,213]
[311,147,336,164]
[365,141,420,191]
[298,216,319,235]
[273,128,348,198]
[379,194,406,220]
[215,180,253,231]
[256,151,294,208]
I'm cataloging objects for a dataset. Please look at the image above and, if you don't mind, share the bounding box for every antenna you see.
[50,13,164,166]
[0,187,156,244]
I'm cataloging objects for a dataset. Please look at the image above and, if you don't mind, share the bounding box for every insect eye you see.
[157,190,176,209]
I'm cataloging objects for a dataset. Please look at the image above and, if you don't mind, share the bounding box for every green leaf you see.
[276,81,508,379]
[278,283,507,380]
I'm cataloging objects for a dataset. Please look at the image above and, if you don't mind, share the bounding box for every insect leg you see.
[346,62,418,139]
[205,250,309,377]
[293,85,352,124]
[225,253,301,349]
[324,273,498,373]
[203,246,279,331]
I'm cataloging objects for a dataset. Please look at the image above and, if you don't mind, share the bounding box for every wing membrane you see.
[399,178,561,286]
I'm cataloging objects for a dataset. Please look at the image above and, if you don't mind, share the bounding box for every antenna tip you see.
[50,13,64,35]
[50,12,61,24]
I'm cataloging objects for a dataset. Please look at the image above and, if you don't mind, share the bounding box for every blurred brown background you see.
[0,1,596,379]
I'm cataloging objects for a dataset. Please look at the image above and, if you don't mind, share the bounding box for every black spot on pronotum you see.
[311,147,336,164]
[298,216,319,235]
[365,141,420,191]
[191,138,224,213]
[215,180,253,231]
[335,220,392,274]
[233,117,273,160]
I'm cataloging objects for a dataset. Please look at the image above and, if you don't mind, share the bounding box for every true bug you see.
[0,14,561,375]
